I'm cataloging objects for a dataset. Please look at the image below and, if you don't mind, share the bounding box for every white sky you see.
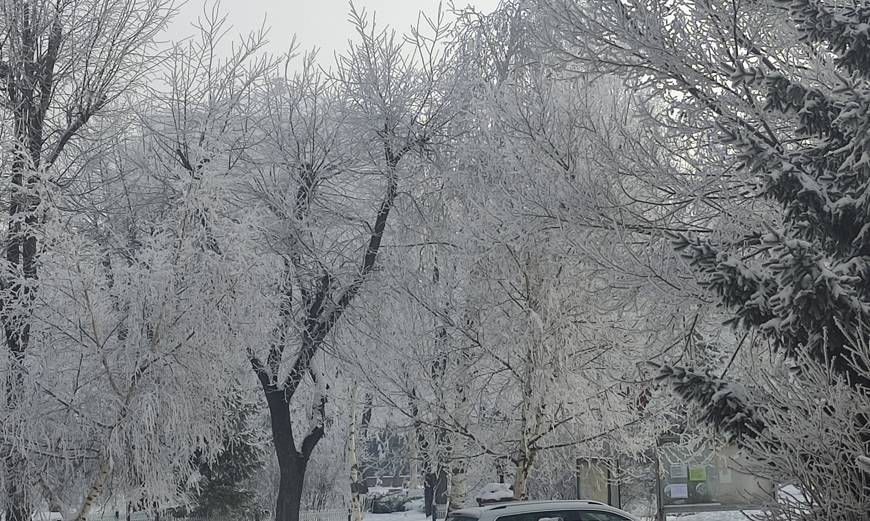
[168,0,502,60]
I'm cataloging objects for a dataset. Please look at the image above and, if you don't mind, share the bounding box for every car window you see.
[496,510,583,521]
[578,512,632,521]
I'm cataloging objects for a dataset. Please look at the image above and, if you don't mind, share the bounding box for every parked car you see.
[446,500,639,521]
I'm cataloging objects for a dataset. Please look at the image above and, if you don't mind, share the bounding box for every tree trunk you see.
[423,472,436,517]
[4,163,38,521]
[249,144,398,521]
[348,383,364,521]
[277,460,307,521]
[448,340,472,513]
[412,390,435,517]
[496,457,506,484]
[447,457,467,513]
[267,388,312,521]
[433,468,448,521]
[72,456,111,521]
[512,455,534,501]
[408,430,420,490]
[422,435,449,519]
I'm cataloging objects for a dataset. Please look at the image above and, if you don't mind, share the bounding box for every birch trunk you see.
[447,456,467,512]
[448,342,472,512]
[512,455,534,500]
[408,429,420,490]
[72,456,111,521]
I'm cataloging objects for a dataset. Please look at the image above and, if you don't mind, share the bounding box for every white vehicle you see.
[446,500,640,521]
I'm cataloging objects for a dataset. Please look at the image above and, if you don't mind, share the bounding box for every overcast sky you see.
[169,1,502,60]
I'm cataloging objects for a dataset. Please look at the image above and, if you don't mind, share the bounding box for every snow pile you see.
[369,486,405,498]
[370,487,425,514]
[476,482,514,502]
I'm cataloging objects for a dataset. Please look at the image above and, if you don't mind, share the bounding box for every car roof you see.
[449,500,637,520]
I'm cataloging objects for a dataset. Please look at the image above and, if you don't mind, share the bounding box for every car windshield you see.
[447,515,480,521]
[495,509,583,521]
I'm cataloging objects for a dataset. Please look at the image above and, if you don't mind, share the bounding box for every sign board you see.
[656,436,773,517]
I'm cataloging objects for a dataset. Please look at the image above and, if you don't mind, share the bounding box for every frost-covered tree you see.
[0,1,173,519]
[245,7,463,521]
[0,6,282,516]
[346,24,680,518]
[341,3,707,510]
[1,147,266,518]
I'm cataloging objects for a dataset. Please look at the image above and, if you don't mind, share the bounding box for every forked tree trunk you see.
[250,144,403,521]
[267,389,314,521]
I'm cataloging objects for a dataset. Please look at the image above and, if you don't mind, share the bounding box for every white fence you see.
[171,510,348,521]
[86,511,347,521]
[299,510,350,521]
[86,508,445,521]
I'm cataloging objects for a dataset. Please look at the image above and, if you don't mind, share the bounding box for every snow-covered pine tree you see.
[659,0,870,516]
[666,0,870,426]
[186,389,265,518]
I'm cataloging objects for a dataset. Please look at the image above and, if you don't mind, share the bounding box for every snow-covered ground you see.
[367,510,759,521]
[666,513,758,521]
